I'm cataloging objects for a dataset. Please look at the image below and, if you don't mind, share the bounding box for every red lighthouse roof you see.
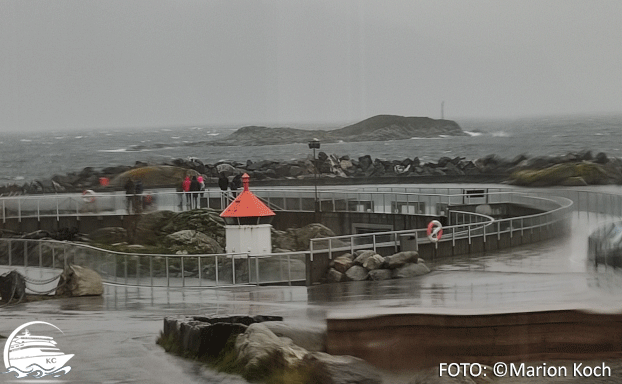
[220,174,275,218]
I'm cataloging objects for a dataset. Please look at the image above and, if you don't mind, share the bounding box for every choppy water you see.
[2,113,622,183]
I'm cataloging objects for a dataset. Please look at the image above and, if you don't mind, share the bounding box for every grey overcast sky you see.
[1,0,621,132]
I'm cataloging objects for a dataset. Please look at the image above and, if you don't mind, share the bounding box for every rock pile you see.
[160,315,382,384]
[326,250,430,283]
[3,150,622,196]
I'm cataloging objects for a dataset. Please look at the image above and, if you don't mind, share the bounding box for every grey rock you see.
[392,262,430,279]
[301,351,382,384]
[56,265,104,296]
[345,265,369,281]
[353,250,377,266]
[327,268,344,283]
[368,269,392,281]
[333,255,354,274]
[385,251,419,269]
[362,254,385,270]
[165,230,224,254]
[262,321,326,352]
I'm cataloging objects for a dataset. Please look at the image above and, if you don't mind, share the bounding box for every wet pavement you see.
[2,212,622,383]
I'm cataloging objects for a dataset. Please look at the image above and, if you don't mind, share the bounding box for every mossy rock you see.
[111,165,200,188]
[510,162,612,186]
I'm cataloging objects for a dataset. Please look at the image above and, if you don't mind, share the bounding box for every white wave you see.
[595,133,604,136]
[20,139,32,142]
[491,131,510,137]
[208,133,220,136]
[54,136,64,139]
[171,136,180,139]
[74,136,84,139]
[464,131,482,137]
[438,135,449,138]
[14,176,24,180]
[98,148,127,153]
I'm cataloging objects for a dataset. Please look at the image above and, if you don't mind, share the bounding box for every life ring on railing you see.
[427,220,443,242]
[82,189,96,203]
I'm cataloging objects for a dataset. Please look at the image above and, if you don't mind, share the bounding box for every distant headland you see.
[209,115,466,146]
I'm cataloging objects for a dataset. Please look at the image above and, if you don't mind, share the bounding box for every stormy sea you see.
[2,113,622,184]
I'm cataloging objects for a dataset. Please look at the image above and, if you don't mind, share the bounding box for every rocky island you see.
[211,114,466,146]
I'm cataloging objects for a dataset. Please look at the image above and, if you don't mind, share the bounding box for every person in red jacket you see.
[182,176,191,210]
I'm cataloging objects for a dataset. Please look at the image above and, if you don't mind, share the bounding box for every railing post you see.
[137,256,140,286]
[166,257,169,287]
[181,257,185,287]
[198,256,202,287]
[8,239,12,266]
[287,254,292,286]
[215,255,219,286]
[124,255,128,285]
[255,256,260,285]
[39,241,42,268]
[232,256,236,285]
[150,256,153,287]
[310,240,314,262]
[24,242,28,268]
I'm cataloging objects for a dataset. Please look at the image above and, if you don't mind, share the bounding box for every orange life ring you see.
[82,189,96,203]
[427,220,443,242]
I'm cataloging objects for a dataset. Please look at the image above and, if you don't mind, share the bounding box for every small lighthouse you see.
[220,173,275,256]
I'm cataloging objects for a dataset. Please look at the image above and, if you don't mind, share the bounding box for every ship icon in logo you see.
[2,321,73,378]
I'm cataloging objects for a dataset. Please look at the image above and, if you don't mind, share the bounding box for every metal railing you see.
[0,238,306,288]
[310,191,574,261]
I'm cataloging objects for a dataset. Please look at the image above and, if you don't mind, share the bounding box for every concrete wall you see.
[327,310,622,371]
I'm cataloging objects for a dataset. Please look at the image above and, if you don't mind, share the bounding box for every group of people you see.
[181,175,205,209]
[126,173,244,214]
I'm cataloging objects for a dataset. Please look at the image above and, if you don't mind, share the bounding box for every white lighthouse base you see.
[225,224,272,257]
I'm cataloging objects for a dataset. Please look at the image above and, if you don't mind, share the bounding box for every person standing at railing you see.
[182,176,191,210]
[218,172,229,208]
[197,175,205,208]
[134,179,144,213]
[124,178,135,214]
[190,175,201,209]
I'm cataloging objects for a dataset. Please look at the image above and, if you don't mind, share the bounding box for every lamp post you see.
[308,138,321,212]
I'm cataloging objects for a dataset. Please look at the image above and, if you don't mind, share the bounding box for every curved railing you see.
[309,192,573,261]
[0,238,306,288]
[3,185,617,288]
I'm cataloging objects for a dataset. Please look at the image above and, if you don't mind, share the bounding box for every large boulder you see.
[368,269,392,281]
[235,323,307,371]
[326,268,344,283]
[262,321,326,352]
[164,230,224,254]
[161,208,226,245]
[362,254,385,270]
[353,250,377,266]
[345,265,369,281]
[385,251,420,269]
[133,210,176,245]
[56,265,103,296]
[272,223,337,251]
[301,352,382,384]
[392,263,430,279]
[332,254,354,274]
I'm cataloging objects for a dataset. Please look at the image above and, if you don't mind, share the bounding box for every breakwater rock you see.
[3,150,622,196]
[326,250,430,283]
[159,315,382,384]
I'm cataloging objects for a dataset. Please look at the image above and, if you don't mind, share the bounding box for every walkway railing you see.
[0,238,306,287]
[310,191,573,261]
[4,186,622,288]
